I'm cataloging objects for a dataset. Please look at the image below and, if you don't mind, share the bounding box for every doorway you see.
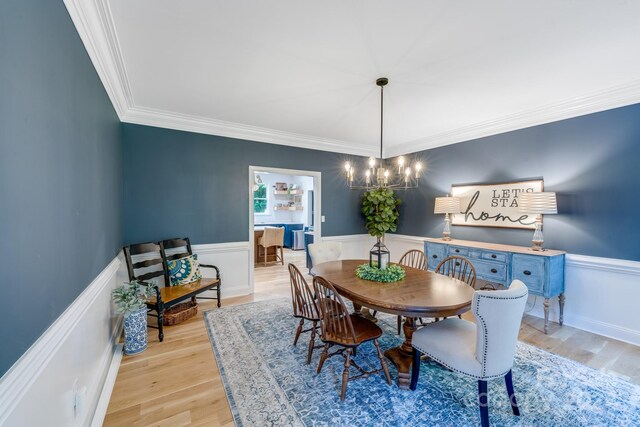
[248,166,321,297]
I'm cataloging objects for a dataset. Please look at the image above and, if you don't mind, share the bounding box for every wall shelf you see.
[273,189,304,195]
[274,206,303,211]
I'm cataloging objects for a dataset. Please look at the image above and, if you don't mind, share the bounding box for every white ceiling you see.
[68,0,640,157]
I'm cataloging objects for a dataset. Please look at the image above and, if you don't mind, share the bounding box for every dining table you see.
[311,259,475,389]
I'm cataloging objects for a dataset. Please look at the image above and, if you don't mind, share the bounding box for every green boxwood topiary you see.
[361,187,401,238]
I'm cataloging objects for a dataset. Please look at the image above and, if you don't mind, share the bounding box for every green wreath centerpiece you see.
[355,263,406,283]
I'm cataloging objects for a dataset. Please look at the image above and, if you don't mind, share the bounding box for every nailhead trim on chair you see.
[412,342,508,380]
[412,288,528,380]
[474,291,528,378]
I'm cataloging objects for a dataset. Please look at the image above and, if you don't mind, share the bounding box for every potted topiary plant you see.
[361,187,401,269]
[113,281,155,355]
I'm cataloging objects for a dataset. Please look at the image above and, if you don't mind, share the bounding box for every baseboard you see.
[0,255,124,426]
[90,342,123,427]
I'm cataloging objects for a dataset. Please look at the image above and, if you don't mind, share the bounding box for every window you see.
[254,183,268,214]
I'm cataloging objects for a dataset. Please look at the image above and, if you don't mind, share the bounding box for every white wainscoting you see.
[384,234,640,347]
[321,234,375,260]
[526,254,640,346]
[0,254,128,427]
[192,241,251,298]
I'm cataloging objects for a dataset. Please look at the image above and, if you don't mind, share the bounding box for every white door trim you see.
[248,166,322,294]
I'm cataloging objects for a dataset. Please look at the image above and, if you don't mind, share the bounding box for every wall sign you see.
[451,180,543,229]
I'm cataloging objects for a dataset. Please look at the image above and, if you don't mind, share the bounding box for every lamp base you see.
[531,240,545,251]
[441,214,452,241]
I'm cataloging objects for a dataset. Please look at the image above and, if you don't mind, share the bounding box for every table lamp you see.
[518,192,557,251]
[434,196,461,241]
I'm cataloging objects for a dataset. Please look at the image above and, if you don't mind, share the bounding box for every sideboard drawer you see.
[426,242,447,270]
[468,249,482,259]
[512,254,545,294]
[449,246,469,256]
[474,260,507,282]
[480,251,507,263]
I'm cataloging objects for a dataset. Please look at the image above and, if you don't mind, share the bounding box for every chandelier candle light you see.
[434,196,461,241]
[344,78,423,190]
[518,192,558,251]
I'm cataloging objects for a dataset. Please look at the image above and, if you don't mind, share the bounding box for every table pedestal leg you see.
[384,317,417,389]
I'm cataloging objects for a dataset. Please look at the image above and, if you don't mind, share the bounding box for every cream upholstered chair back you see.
[472,280,528,378]
[260,227,284,248]
[308,242,342,266]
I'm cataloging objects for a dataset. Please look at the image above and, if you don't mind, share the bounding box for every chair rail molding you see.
[0,255,124,427]
[565,253,640,275]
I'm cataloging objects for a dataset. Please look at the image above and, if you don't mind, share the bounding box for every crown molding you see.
[385,79,640,158]
[122,106,378,157]
[64,0,134,119]
[67,0,640,159]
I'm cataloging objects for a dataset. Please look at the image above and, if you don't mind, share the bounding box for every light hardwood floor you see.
[104,250,640,426]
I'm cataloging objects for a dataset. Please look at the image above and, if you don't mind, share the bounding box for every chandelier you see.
[344,77,423,190]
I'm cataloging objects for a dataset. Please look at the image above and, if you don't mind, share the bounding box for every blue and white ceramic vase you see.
[124,307,148,355]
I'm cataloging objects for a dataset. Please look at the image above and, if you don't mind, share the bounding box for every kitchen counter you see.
[253,223,304,262]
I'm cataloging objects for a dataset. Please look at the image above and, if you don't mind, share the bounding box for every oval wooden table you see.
[311,259,475,389]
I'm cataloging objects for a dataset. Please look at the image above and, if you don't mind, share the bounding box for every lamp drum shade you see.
[518,192,557,214]
[434,196,461,214]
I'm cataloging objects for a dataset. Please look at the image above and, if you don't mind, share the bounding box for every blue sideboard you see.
[424,238,565,334]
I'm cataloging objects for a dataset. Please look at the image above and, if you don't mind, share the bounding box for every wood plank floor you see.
[104,250,640,425]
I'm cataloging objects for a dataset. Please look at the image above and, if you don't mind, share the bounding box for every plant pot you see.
[124,307,148,355]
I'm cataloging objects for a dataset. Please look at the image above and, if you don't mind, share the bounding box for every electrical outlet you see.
[72,379,79,417]
[321,215,326,223]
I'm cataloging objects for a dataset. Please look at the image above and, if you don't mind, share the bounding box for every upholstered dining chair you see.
[257,226,285,266]
[288,263,321,364]
[312,276,392,401]
[307,241,342,268]
[410,280,529,427]
[395,249,428,333]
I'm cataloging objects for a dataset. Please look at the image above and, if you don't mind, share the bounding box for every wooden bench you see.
[123,237,221,342]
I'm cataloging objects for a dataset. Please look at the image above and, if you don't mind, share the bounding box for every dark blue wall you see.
[0,1,122,375]
[122,124,366,244]
[123,103,640,261]
[397,103,640,261]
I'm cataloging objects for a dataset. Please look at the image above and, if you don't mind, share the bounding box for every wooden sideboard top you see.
[424,237,566,257]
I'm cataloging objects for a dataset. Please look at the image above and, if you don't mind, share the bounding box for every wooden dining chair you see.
[410,281,529,427]
[435,255,476,320]
[312,276,392,401]
[395,249,428,333]
[288,264,321,364]
[258,226,285,266]
[435,255,477,288]
[399,249,427,270]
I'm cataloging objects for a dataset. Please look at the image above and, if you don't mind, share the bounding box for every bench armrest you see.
[200,264,221,280]
[137,280,162,304]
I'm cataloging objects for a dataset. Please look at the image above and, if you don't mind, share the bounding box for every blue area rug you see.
[204,299,640,426]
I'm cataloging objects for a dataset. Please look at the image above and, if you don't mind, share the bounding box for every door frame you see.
[248,166,322,294]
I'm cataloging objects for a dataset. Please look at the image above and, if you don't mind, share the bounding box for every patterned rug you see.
[204,299,640,426]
